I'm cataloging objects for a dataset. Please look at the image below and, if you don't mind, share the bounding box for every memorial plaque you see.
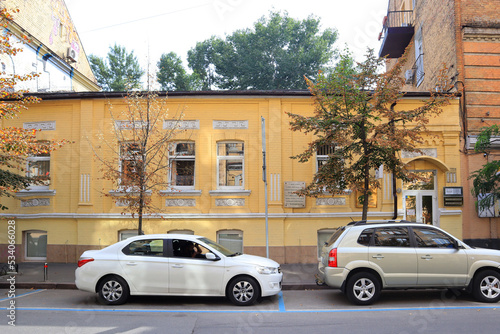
[284,181,306,208]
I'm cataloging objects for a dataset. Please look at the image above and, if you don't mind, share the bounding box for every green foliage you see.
[156,52,201,91]
[187,11,337,90]
[470,125,500,213]
[90,44,144,91]
[288,47,453,219]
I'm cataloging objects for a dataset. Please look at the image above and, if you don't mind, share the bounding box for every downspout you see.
[390,102,398,220]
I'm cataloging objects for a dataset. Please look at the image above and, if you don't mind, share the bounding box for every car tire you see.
[345,272,381,305]
[226,276,261,306]
[473,270,500,303]
[97,275,130,305]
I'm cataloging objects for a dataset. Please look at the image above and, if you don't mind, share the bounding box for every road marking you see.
[0,289,45,303]
[278,291,286,312]
[0,305,498,314]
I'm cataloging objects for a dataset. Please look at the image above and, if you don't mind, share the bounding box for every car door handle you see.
[126,262,137,266]
[172,264,184,268]
[372,255,384,259]
[421,255,433,260]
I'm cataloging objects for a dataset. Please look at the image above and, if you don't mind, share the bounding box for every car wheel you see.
[227,276,261,306]
[97,275,130,305]
[473,270,500,303]
[346,272,381,305]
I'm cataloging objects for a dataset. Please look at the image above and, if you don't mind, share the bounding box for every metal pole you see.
[261,117,269,258]
[44,263,48,281]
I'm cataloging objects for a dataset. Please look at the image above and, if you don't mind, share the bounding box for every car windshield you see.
[197,237,236,256]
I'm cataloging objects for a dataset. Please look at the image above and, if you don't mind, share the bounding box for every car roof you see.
[125,234,205,241]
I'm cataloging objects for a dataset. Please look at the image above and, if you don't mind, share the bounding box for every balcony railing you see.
[379,10,414,58]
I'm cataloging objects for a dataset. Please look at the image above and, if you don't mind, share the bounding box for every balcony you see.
[379,10,414,58]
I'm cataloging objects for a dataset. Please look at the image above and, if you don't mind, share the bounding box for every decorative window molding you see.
[401,148,437,159]
[115,121,148,130]
[316,197,346,206]
[165,198,196,207]
[213,120,248,129]
[164,120,199,130]
[23,121,56,131]
[21,198,50,207]
[215,198,245,207]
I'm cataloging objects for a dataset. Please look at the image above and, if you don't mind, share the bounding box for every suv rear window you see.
[326,226,346,247]
[358,228,374,246]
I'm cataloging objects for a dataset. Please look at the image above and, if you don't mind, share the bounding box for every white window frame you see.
[168,142,195,190]
[26,155,50,190]
[217,141,244,190]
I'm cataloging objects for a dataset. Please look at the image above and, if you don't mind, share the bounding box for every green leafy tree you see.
[156,52,201,91]
[470,125,500,215]
[89,44,144,91]
[287,48,454,220]
[187,11,337,90]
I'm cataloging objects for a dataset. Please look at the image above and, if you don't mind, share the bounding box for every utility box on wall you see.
[443,187,463,207]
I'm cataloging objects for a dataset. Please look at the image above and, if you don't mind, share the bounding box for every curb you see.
[0,282,328,291]
[0,282,78,290]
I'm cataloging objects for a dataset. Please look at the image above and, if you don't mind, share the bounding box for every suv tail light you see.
[78,258,94,267]
[328,248,337,267]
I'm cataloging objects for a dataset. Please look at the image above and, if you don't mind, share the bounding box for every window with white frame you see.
[120,142,143,187]
[217,230,243,254]
[27,149,50,190]
[168,142,195,188]
[217,142,244,189]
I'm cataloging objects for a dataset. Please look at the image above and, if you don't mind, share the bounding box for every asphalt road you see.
[1,288,499,333]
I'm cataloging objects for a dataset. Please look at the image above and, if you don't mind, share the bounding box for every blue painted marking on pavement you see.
[0,289,44,302]
[278,292,286,312]
[0,305,499,314]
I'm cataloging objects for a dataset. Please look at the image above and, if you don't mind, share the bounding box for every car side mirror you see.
[205,253,220,261]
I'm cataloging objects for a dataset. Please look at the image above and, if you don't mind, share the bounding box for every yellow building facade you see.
[0,91,463,264]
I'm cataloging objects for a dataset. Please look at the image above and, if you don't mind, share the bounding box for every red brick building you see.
[380,0,500,248]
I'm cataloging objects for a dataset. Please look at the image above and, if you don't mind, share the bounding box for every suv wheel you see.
[346,272,381,305]
[473,270,500,303]
[98,275,130,305]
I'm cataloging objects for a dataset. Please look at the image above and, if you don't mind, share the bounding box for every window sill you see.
[160,189,202,197]
[109,189,152,197]
[209,190,251,196]
[16,189,56,197]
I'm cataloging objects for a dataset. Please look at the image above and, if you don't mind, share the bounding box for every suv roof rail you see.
[349,219,421,226]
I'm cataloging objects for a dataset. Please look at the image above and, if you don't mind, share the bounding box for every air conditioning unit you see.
[405,69,415,84]
[67,46,78,63]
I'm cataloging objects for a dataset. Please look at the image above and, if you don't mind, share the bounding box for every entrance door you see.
[403,171,437,225]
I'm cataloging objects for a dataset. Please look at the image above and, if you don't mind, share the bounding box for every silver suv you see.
[316,220,500,305]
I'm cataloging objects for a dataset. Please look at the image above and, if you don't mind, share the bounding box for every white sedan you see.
[75,234,283,306]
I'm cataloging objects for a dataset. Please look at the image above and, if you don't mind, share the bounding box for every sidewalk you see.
[0,262,328,291]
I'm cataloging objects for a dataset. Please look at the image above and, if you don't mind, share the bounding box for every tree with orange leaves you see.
[287,47,455,220]
[0,6,66,210]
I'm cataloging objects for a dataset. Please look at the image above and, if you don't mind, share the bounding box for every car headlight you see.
[256,266,279,275]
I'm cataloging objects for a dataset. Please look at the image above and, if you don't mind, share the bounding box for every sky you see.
[65,0,388,71]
